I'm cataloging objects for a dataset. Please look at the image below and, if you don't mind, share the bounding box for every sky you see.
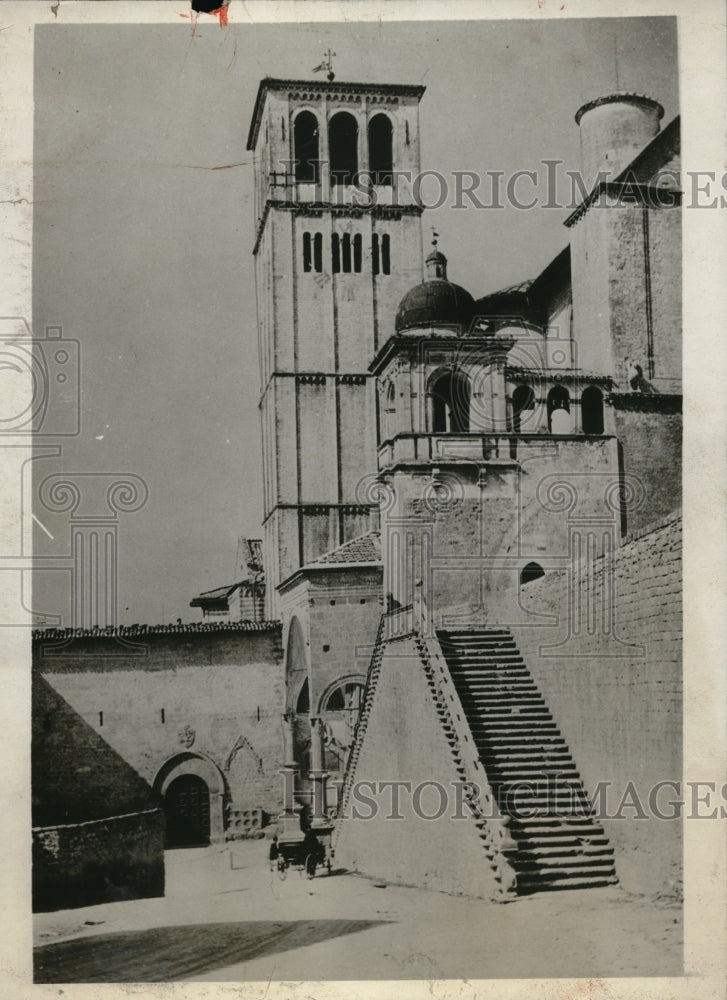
[31,15,679,626]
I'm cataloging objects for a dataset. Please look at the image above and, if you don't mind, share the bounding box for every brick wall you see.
[512,513,682,896]
[34,626,285,822]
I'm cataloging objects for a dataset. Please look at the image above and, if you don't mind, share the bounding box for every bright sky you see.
[32,16,678,625]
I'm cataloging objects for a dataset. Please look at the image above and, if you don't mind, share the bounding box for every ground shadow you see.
[34,918,389,982]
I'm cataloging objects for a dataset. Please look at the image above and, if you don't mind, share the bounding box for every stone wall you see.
[33,810,165,913]
[32,673,165,911]
[34,625,285,823]
[512,513,682,896]
[335,635,505,899]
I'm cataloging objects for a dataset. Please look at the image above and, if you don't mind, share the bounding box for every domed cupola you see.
[395,239,475,334]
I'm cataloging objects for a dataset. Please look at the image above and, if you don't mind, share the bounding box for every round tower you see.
[575,93,664,192]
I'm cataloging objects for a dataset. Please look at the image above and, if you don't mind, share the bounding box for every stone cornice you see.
[247,78,426,150]
[565,181,682,228]
[253,200,423,254]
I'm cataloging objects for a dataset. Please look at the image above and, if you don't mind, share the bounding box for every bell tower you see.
[247,76,426,615]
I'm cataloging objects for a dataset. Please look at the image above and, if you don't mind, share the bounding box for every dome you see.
[395,279,475,333]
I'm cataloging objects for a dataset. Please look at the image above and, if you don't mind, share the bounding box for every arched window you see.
[313,232,323,273]
[368,114,393,185]
[293,111,319,183]
[430,370,470,433]
[581,385,604,435]
[329,112,358,186]
[384,381,396,440]
[512,384,535,434]
[353,233,362,273]
[520,561,545,586]
[547,385,571,434]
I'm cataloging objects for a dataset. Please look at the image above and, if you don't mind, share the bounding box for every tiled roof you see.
[309,531,381,566]
[33,620,280,640]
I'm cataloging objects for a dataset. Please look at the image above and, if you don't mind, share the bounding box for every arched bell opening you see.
[429,369,471,433]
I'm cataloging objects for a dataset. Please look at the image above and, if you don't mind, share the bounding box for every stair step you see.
[437,625,617,898]
[517,875,618,894]
[513,835,611,850]
[516,862,616,878]
[509,821,607,837]
[515,844,615,860]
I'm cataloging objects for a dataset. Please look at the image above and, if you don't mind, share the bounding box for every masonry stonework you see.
[513,514,682,896]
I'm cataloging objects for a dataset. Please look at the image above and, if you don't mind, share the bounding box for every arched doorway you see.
[153,753,226,847]
[165,774,211,847]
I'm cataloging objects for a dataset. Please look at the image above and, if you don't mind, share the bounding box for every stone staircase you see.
[437,626,618,895]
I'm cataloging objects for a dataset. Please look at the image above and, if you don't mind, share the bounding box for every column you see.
[309,716,331,828]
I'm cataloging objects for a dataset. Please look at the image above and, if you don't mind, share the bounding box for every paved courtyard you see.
[33,842,682,983]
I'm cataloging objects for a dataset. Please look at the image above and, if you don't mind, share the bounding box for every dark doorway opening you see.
[164,774,211,848]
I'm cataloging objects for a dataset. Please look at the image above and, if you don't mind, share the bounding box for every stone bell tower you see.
[247,76,426,616]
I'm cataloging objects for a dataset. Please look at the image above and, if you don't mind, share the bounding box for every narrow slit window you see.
[342,233,352,273]
[98,711,104,727]
[303,232,312,272]
[313,232,323,273]
[382,233,391,275]
[331,233,341,274]
[372,234,380,276]
[353,233,362,273]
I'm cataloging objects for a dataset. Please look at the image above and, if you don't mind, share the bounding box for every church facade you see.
[247,78,682,898]
[32,74,682,908]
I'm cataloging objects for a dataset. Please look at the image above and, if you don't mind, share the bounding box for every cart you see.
[274,832,332,880]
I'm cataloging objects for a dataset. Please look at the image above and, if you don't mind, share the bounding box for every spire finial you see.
[431,227,439,248]
[313,49,336,83]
